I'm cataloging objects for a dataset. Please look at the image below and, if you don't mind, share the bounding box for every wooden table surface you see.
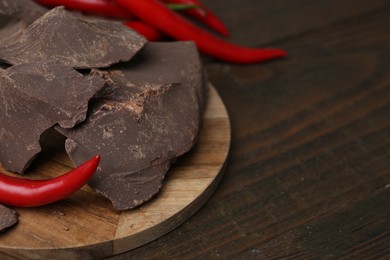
[113,1,390,258]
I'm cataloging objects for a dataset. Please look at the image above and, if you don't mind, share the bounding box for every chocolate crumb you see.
[53,209,66,217]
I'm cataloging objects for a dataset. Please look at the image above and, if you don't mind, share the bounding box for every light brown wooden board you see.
[0,85,230,259]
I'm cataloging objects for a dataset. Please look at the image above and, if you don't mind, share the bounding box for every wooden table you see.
[112,1,390,258]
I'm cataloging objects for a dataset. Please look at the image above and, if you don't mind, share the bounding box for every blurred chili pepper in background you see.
[124,21,164,41]
[112,0,287,63]
[35,0,133,19]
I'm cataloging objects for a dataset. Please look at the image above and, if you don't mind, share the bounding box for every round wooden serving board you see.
[0,85,230,259]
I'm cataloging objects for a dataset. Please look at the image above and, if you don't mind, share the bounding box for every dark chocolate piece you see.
[65,139,170,210]
[0,62,105,173]
[60,81,177,210]
[0,204,18,232]
[0,7,147,69]
[110,41,207,111]
[57,42,206,210]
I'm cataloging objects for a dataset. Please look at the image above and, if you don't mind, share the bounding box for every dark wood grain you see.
[112,1,390,259]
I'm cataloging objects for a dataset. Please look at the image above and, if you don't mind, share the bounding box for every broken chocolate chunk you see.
[57,42,206,210]
[0,6,147,69]
[0,204,18,233]
[65,139,171,210]
[0,62,105,173]
[59,80,178,210]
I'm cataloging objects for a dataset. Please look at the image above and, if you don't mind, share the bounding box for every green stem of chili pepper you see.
[162,0,230,36]
[0,155,100,207]
[166,3,199,11]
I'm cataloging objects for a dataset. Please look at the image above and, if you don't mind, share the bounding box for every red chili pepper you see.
[162,0,230,36]
[112,0,287,63]
[35,0,133,19]
[0,155,100,207]
[124,21,164,41]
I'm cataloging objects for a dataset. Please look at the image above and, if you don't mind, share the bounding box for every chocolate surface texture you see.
[0,62,105,173]
[0,204,18,232]
[0,7,147,69]
[0,19,27,47]
[57,42,206,210]
[0,0,47,24]
[0,0,46,48]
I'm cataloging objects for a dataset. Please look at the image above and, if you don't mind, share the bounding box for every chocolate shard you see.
[59,81,177,210]
[0,6,147,69]
[0,204,18,233]
[0,62,105,173]
[56,42,206,210]
[65,139,171,210]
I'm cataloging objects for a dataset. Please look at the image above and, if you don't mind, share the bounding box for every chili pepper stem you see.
[162,0,229,36]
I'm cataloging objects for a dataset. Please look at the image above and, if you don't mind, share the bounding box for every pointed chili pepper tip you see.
[91,155,101,168]
[0,154,101,207]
